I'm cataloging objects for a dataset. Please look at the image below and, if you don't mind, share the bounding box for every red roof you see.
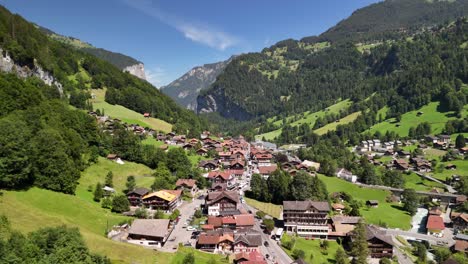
[175,179,197,188]
[255,153,272,160]
[426,215,445,230]
[143,113,150,117]
[234,251,266,264]
[207,214,255,228]
[208,171,232,181]
[235,214,255,226]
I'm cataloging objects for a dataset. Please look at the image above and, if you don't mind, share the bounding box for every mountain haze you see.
[161,56,235,110]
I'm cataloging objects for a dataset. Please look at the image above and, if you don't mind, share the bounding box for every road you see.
[383,227,455,247]
[415,172,456,193]
[242,202,293,264]
[161,196,204,252]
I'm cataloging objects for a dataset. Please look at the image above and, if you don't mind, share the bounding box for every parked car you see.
[264,241,269,247]
[187,226,196,231]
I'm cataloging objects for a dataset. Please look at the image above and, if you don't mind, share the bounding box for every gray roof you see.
[332,216,361,224]
[365,225,394,246]
[283,201,330,212]
[234,232,262,247]
[128,219,170,238]
[127,187,150,196]
[455,233,468,241]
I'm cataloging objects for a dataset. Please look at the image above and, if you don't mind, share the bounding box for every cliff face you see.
[161,56,235,110]
[0,48,63,94]
[123,63,146,80]
[196,87,252,121]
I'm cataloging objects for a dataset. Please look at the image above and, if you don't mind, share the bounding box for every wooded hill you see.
[198,0,468,124]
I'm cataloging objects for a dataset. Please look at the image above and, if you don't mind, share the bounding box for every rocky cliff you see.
[123,63,146,80]
[0,48,63,94]
[161,56,235,110]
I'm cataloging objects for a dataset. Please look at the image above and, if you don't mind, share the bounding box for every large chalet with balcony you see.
[362,225,394,258]
[283,200,330,238]
[126,187,150,206]
[205,191,240,216]
[142,190,182,212]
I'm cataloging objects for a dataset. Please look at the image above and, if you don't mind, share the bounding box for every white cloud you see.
[123,0,238,50]
[145,66,166,88]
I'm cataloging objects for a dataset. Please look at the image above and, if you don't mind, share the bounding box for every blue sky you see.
[0,0,379,86]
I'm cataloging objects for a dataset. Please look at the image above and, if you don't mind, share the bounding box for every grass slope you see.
[244,197,282,219]
[256,100,352,140]
[281,233,342,263]
[368,102,467,137]
[91,89,172,133]
[318,175,411,229]
[314,111,361,135]
[76,157,154,202]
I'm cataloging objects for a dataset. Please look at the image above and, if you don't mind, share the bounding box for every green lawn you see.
[257,100,352,140]
[76,157,154,202]
[368,102,467,137]
[430,159,468,181]
[314,111,361,135]
[244,197,282,219]
[281,233,342,263]
[404,172,445,192]
[91,89,172,133]
[318,175,411,229]
[141,137,165,147]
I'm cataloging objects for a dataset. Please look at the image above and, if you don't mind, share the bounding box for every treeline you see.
[0,74,99,194]
[0,5,207,137]
[0,216,109,263]
[246,170,328,204]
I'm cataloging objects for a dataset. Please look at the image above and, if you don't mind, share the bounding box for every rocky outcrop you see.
[161,56,235,110]
[197,88,252,121]
[123,63,146,80]
[0,48,63,94]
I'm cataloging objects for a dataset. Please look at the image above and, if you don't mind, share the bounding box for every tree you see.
[263,219,275,233]
[289,171,328,201]
[93,182,103,202]
[111,195,130,213]
[183,253,195,264]
[267,170,291,203]
[166,148,190,173]
[351,220,369,264]
[152,163,175,190]
[382,170,405,188]
[402,189,419,216]
[125,176,136,193]
[105,171,113,187]
[154,210,165,219]
[256,211,266,219]
[169,209,180,221]
[433,247,451,263]
[335,247,349,264]
[101,197,112,209]
[194,209,202,219]
[455,134,466,148]
[292,249,305,260]
[413,242,427,263]
[347,200,362,216]
[134,208,148,219]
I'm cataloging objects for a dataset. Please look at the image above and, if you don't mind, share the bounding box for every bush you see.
[292,249,305,260]
[101,197,112,209]
[194,209,202,218]
[256,211,266,219]
[134,208,148,219]
[283,240,294,250]
[111,195,130,213]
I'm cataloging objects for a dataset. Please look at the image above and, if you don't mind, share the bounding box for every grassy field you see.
[244,197,282,219]
[318,175,411,229]
[314,111,361,135]
[76,157,154,202]
[281,233,342,263]
[368,102,467,137]
[257,100,352,140]
[91,89,172,133]
[430,159,468,181]
[404,172,445,192]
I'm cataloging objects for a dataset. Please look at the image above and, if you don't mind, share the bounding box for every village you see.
[89,112,468,264]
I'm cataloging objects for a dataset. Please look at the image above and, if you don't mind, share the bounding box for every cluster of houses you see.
[89,112,156,137]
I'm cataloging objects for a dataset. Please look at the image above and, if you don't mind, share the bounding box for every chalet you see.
[127,219,171,247]
[230,159,245,170]
[366,200,379,208]
[445,164,457,170]
[196,148,208,156]
[210,182,228,192]
[142,190,182,212]
[425,135,439,144]
[156,133,167,141]
[143,113,150,118]
[175,179,198,195]
[451,213,468,233]
[283,200,330,238]
[255,153,273,166]
[438,134,451,144]
[460,147,468,154]
[233,232,262,253]
[397,150,410,159]
[427,215,445,237]
[234,251,267,264]
[182,143,194,150]
[335,168,357,183]
[329,216,361,239]
[456,195,467,205]
[207,171,235,187]
[199,160,219,171]
[453,234,468,253]
[196,232,234,252]
[127,187,150,206]
[428,206,443,216]
[300,160,321,171]
[410,157,432,172]
[172,135,186,145]
[258,164,278,179]
[106,153,119,160]
[200,131,211,139]
[362,225,394,258]
[393,159,409,171]
[206,191,240,216]
[102,186,115,196]
[207,214,255,230]
[218,151,233,161]
[332,203,345,214]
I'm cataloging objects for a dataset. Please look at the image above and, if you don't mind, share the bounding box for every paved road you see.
[162,196,204,252]
[415,172,456,193]
[383,228,454,247]
[242,203,293,264]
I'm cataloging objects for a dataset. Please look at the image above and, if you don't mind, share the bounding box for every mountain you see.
[197,0,468,121]
[37,25,147,80]
[161,56,235,110]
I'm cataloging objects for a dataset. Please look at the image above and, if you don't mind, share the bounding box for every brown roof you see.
[198,233,221,245]
[258,164,278,175]
[207,191,239,205]
[176,179,197,188]
[235,214,255,226]
[107,154,118,159]
[332,203,345,210]
[234,232,262,247]
[451,213,468,223]
[208,171,232,181]
[331,216,361,224]
[128,219,170,238]
[429,206,443,216]
[365,225,394,246]
[283,201,330,212]
[454,240,468,252]
[127,187,150,196]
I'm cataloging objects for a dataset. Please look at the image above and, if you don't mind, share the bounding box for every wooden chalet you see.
[142,190,182,212]
[361,225,394,258]
[205,190,240,216]
[126,187,150,206]
[175,179,198,195]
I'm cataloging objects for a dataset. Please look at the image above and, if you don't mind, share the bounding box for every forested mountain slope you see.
[197,0,468,122]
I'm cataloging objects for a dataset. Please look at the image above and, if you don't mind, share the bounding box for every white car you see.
[186,226,196,231]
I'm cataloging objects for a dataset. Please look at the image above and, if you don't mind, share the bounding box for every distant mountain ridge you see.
[37,25,147,80]
[161,56,235,110]
[197,0,468,120]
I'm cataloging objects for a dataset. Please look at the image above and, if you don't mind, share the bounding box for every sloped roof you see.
[234,232,262,247]
[127,187,150,196]
[427,215,445,230]
[143,190,180,202]
[176,179,197,188]
[258,164,278,175]
[283,200,330,212]
[365,225,394,246]
[207,191,239,205]
[128,219,170,238]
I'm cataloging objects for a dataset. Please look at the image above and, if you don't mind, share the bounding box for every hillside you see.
[198,0,468,123]
[38,25,147,80]
[161,56,234,110]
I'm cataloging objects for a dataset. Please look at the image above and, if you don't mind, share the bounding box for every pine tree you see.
[455,134,466,149]
[105,171,113,187]
[335,247,349,264]
[351,220,369,264]
[93,182,103,202]
[125,176,136,193]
